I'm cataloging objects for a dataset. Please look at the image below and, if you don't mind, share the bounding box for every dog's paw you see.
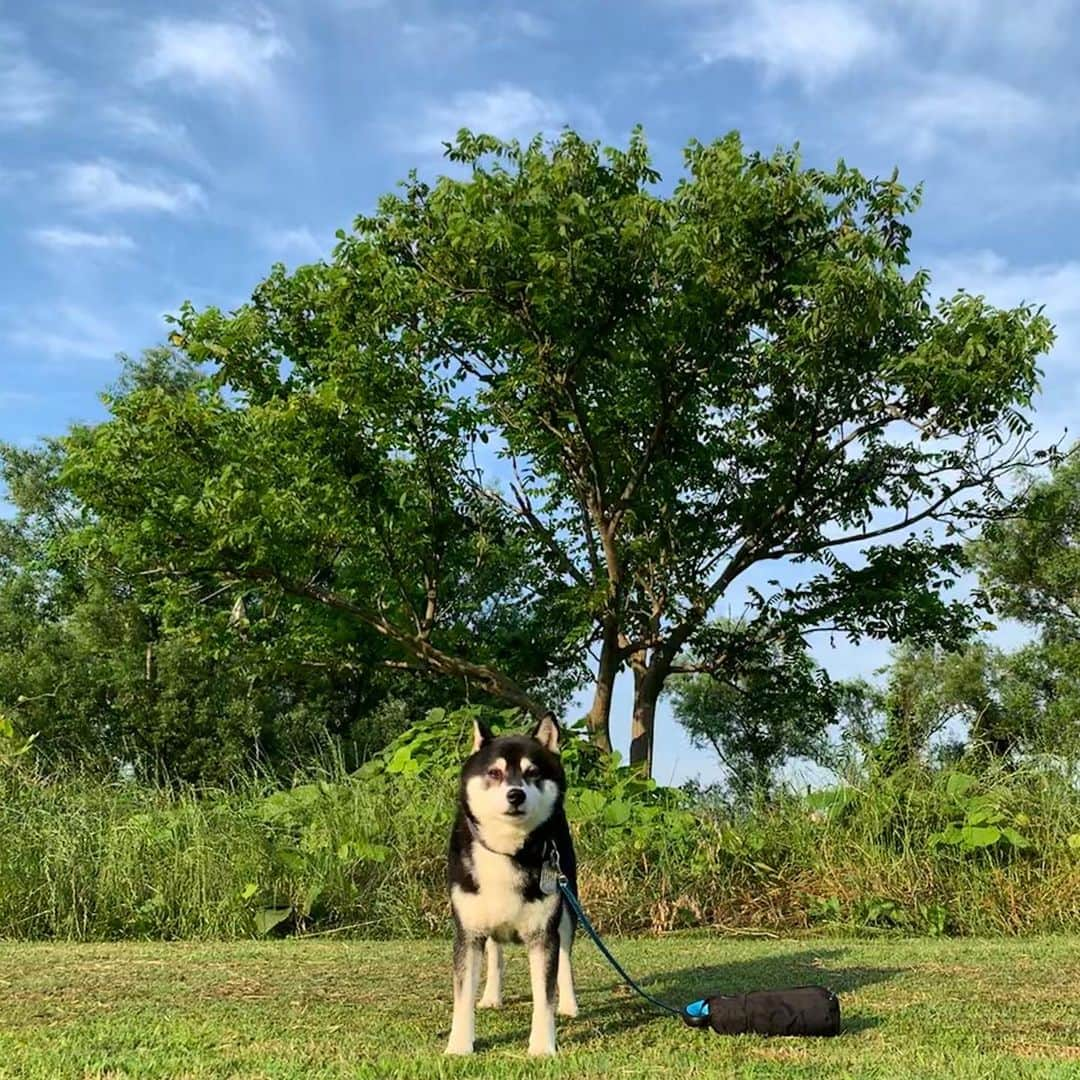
[444,1039,474,1056]
[477,995,502,1009]
[557,999,579,1018]
[528,1041,556,1057]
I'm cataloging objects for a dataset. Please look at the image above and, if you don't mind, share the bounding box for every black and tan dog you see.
[445,714,578,1056]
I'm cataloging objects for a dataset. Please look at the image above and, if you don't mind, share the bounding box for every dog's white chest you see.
[452,843,557,942]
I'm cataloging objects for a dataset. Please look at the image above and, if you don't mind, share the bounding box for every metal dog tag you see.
[540,862,559,896]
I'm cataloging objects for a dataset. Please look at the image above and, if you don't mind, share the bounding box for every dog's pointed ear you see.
[472,718,494,753]
[530,712,560,753]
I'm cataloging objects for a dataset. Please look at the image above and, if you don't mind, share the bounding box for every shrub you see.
[1,709,1078,940]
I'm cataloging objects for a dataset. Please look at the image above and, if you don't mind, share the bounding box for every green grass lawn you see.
[1,936,1079,1078]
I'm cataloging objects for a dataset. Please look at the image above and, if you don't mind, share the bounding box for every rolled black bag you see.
[682,986,840,1037]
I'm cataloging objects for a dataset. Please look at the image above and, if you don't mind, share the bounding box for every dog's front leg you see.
[446,930,482,1055]
[477,938,504,1008]
[526,932,559,1056]
[556,905,578,1017]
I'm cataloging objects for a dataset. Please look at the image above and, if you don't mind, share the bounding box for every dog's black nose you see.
[507,787,526,807]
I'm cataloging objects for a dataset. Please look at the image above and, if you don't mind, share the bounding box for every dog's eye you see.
[524,767,540,781]
[486,767,503,782]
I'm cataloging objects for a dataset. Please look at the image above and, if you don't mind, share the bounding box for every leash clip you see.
[546,841,568,885]
[540,841,567,896]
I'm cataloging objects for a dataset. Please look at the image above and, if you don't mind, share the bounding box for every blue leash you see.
[547,847,841,1037]
[550,849,708,1024]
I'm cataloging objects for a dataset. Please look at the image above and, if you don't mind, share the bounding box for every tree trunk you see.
[629,663,664,777]
[584,620,619,753]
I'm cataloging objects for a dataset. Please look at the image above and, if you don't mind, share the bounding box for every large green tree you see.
[63,130,1053,775]
[1,352,519,781]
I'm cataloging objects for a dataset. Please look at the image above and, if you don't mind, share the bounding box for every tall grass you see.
[2,749,1079,941]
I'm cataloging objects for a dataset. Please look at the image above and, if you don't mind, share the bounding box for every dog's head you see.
[460,714,565,836]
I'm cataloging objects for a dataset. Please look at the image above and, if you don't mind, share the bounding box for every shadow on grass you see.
[469,947,897,1051]
[649,946,899,1000]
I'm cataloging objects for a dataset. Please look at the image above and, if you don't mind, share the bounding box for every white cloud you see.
[5,302,135,362]
[31,227,136,252]
[102,103,198,155]
[930,251,1080,325]
[259,226,325,262]
[324,0,549,40]
[136,16,287,97]
[398,85,599,153]
[100,105,216,176]
[394,8,552,61]
[56,160,204,215]
[897,0,1072,52]
[3,294,176,372]
[503,10,552,38]
[104,103,176,142]
[695,0,893,89]
[873,74,1049,157]
[0,24,61,127]
[398,17,480,56]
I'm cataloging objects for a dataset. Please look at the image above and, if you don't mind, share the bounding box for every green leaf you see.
[964,798,1004,826]
[272,850,305,873]
[999,827,1029,849]
[946,773,978,800]
[930,825,964,847]
[254,907,292,935]
[355,842,391,862]
[575,789,607,819]
[959,825,1001,848]
[602,800,632,827]
[386,746,414,774]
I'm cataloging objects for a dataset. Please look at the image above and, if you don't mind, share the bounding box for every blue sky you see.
[3,0,1079,783]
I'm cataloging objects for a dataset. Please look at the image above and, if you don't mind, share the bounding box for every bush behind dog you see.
[1,707,1079,940]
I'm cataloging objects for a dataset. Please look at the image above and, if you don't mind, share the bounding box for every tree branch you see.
[133,563,553,720]
[257,573,553,719]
